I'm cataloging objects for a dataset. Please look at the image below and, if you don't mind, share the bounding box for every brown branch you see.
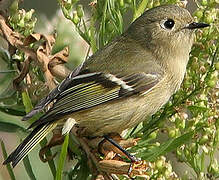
[0,15,23,46]
[0,15,70,90]
[49,46,70,79]
[36,46,56,90]
[13,56,31,90]
[71,126,115,180]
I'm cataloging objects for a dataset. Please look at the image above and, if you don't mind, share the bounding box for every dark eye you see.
[163,19,175,29]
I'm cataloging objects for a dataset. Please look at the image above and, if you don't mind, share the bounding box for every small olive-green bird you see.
[4,5,209,167]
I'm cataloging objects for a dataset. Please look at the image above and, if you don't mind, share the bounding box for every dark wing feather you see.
[3,122,57,167]
[28,72,161,128]
[22,64,83,121]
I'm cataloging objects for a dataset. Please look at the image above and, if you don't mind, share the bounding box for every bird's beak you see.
[186,22,210,29]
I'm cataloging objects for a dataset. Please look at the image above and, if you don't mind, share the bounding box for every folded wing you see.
[28,71,162,128]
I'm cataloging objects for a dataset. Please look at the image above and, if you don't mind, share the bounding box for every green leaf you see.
[0,72,15,90]
[0,106,25,116]
[23,155,37,180]
[1,140,16,180]
[40,138,57,178]
[188,105,208,115]
[140,130,195,161]
[68,133,82,156]
[75,153,90,180]
[22,91,33,113]
[0,121,27,133]
[0,48,11,63]
[133,0,148,20]
[21,90,37,124]
[0,48,16,101]
[56,133,69,180]
[89,18,97,53]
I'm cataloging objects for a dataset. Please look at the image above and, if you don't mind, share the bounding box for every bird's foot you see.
[92,133,152,178]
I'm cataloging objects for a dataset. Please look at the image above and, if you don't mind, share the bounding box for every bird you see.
[3,4,209,167]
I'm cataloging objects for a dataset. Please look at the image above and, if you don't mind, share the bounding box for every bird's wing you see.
[3,70,162,167]
[22,64,83,121]
[28,71,162,128]
[3,122,57,167]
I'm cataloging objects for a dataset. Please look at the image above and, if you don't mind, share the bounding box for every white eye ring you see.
[160,19,175,30]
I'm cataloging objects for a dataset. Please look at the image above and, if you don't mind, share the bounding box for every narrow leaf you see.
[21,91,33,114]
[133,0,148,20]
[40,138,57,178]
[0,48,11,63]
[1,140,16,180]
[141,130,195,161]
[56,133,69,180]
[0,106,25,116]
[76,154,90,180]
[23,155,37,180]
[0,121,27,133]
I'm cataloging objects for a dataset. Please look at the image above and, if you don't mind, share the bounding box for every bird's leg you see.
[102,134,139,177]
[95,134,151,178]
[103,134,139,162]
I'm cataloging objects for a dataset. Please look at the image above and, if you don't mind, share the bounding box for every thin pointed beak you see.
[186,22,210,29]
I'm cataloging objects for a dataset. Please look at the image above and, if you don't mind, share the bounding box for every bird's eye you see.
[161,19,175,30]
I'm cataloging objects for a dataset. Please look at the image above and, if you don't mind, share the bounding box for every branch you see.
[0,15,70,90]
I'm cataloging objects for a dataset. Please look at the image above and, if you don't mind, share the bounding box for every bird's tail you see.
[3,122,57,167]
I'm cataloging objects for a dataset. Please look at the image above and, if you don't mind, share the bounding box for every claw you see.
[103,135,140,162]
[98,159,152,178]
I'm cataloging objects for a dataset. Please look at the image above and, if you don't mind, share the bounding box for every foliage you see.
[0,0,218,179]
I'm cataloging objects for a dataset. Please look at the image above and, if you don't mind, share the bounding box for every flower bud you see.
[125,0,132,4]
[119,0,125,8]
[148,131,157,139]
[190,143,197,153]
[164,169,172,178]
[202,145,209,154]
[215,62,219,70]
[184,79,191,89]
[24,9,34,21]
[76,5,84,18]
[168,129,176,138]
[179,119,185,129]
[106,21,114,33]
[206,78,217,88]
[153,0,160,7]
[199,134,208,145]
[18,17,25,28]
[204,11,214,24]
[73,11,80,24]
[194,10,203,19]
[147,0,153,8]
[184,149,190,157]
[64,2,72,10]
[200,65,206,74]
[155,159,164,170]
[136,132,143,137]
[208,159,219,174]
[191,59,199,70]
[201,0,208,6]
[176,148,182,158]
